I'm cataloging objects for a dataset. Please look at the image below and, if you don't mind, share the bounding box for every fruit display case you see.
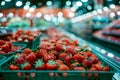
[13,33,41,50]
[0,43,26,57]
[0,28,119,80]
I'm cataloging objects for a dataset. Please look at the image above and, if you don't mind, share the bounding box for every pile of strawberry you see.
[9,28,110,71]
[1,29,40,42]
[0,40,21,54]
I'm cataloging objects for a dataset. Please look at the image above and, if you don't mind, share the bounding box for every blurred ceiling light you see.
[44,15,51,21]
[16,1,23,7]
[36,12,42,17]
[81,0,88,2]
[0,13,3,18]
[1,1,6,6]
[29,7,35,12]
[109,4,115,9]
[57,12,63,17]
[23,5,29,10]
[26,12,31,17]
[66,1,71,6]
[71,7,76,11]
[38,2,42,6]
[97,9,102,14]
[7,13,14,17]
[76,1,82,7]
[87,5,92,10]
[26,1,30,5]
[103,7,109,11]
[46,1,52,6]
[119,1,120,4]
[117,11,120,15]
[5,0,11,2]
[68,12,75,18]
[92,11,97,15]
[109,12,115,18]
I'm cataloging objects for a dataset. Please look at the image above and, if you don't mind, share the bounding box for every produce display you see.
[1,29,40,42]
[8,28,110,72]
[93,19,120,45]
[0,40,21,54]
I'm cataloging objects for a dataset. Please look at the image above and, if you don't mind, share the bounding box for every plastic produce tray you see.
[0,44,26,57]
[0,56,6,64]
[0,29,119,80]
[13,34,41,50]
[0,49,119,80]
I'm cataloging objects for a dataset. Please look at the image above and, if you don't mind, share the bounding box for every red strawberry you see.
[2,44,10,53]
[15,56,25,64]
[0,51,5,54]
[23,48,32,55]
[21,62,32,70]
[55,44,64,51]
[38,49,47,59]
[64,54,72,65]
[58,52,67,60]
[28,36,34,42]
[35,59,45,70]
[46,60,57,70]
[25,52,36,64]
[66,46,77,55]
[44,54,55,63]
[0,40,5,45]
[72,53,84,62]
[9,64,20,70]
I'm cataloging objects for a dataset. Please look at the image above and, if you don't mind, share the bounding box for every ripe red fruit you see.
[66,46,77,55]
[46,60,57,70]
[38,49,48,59]
[58,64,70,70]
[82,58,93,68]
[83,52,92,57]
[21,62,32,70]
[15,56,25,64]
[0,40,5,45]
[2,44,10,53]
[23,48,32,55]
[64,54,72,65]
[72,54,84,62]
[25,52,36,64]
[9,64,20,70]
[88,67,98,77]
[70,62,80,69]
[58,52,67,59]
[73,67,85,71]
[90,54,98,64]
[103,66,110,71]
[35,59,45,70]
[55,44,64,51]
[55,60,63,65]
[28,36,34,42]
[44,54,55,63]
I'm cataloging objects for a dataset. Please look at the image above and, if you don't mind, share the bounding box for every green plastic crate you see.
[0,49,119,80]
[0,44,26,57]
[13,34,41,50]
[0,56,6,63]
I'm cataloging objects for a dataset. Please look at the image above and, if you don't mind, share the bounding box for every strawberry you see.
[35,59,45,70]
[38,49,47,59]
[23,48,32,55]
[28,36,34,42]
[2,44,10,53]
[55,44,64,51]
[15,56,25,64]
[21,62,32,70]
[25,52,36,64]
[0,40,5,45]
